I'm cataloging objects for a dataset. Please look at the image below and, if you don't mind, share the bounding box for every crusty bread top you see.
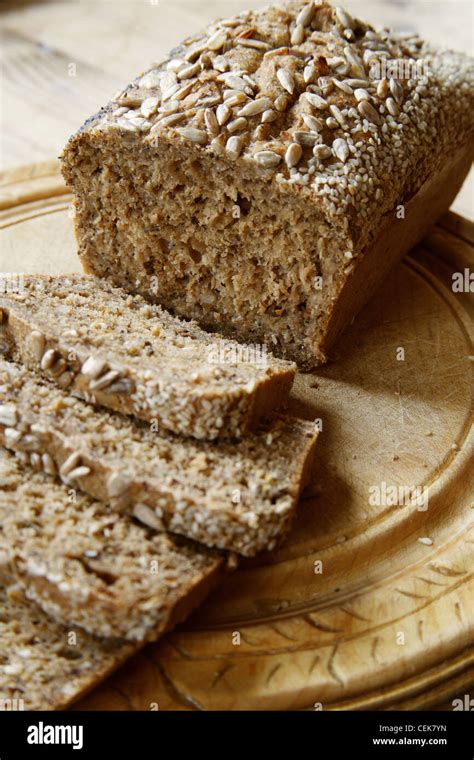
[65,0,474,251]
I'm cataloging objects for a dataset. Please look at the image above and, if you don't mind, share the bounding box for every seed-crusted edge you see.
[0,274,296,441]
[0,360,319,556]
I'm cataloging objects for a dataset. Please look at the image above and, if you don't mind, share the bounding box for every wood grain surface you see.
[0,162,472,710]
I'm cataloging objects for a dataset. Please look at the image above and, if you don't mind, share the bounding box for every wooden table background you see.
[0,0,473,219]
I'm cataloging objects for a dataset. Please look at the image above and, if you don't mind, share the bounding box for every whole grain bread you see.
[0,360,318,556]
[61,0,474,367]
[0,448,224,640]
[0,584,138,710]
[0,274,295,440]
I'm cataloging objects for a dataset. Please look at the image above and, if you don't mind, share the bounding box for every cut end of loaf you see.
[63,132,350,367]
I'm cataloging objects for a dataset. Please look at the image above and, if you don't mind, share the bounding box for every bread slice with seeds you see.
[0,584,138,710]
[61,0,474,368]
[0,274,295,441]
[0,360,318,556]
[0,448,224,641]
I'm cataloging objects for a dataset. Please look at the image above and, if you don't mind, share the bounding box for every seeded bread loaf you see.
[0,448,223,640]
[0,360,317,556]
[0,274,295,440]
[0,585,138,710]
[61,0,474,368]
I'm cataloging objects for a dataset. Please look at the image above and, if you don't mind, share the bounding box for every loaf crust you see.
[0,360,318,556]
[0,448,223,641]
[62,0,474,367]
[0,274,295,440]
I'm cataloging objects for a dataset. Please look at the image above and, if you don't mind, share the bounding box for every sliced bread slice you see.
[0,585,138,710]
[0,359,318,556]
[0,448,224,641]
[0,274,295,440]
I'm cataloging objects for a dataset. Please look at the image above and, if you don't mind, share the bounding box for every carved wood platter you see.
[0,161,473,711]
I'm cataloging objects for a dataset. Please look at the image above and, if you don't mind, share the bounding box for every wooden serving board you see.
[0,162,473,711]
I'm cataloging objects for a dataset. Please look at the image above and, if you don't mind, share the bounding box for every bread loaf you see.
[0,274,295,440]
[0,448,223,641]
[0,360,318,556]
[61,0,474,367]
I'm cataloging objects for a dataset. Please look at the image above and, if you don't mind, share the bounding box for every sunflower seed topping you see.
[215,104,230,127]
[290,24,305,46]
[225,135,245,159]
[254,150,281,168]
[329,104,347,127]
[4,427,22,445]
[377,77,389,98]
[175,82,195,101]
[358,99,382,125]
[236,38,271,51]
[40,349,59,371]
[332,79,353,94]
[206,30,227,51]
[227,117,247,133]
[262,109,277,123]
[204,108,219,135]
[304,63,317,84]
[297,2,315,27]
[305,92,328,109]
[141,97,160,118]
[277,69,296,94]
[313,144,332,159]
[29,331,45,361]
[285,142,303,168]
[332,137,350,163]
[139,72,161,89]
[274,94,289,111]
[66,466,91,481]
[177,62,200,80]
[302,114,323,131]
[133,503,164,530]
[335,7,355,30]
[82,355,108,379]
[0,404,18,427]
[89,370,121,392]
[176,127,208,144]
[354,88,370,101]
[59,452,82,478]
[211,134,226,154]
[344,78,369,88]
[389,77,404,104]
[237,98,272,117]
[42,452,57,476]
[295,131,319,146]
[386,97,400,116]
[107,472,131,498]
